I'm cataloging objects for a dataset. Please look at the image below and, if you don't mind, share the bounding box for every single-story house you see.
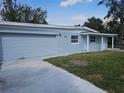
[0,21,117,63]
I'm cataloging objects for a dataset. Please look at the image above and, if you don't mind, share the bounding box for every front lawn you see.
[45,51,124,93]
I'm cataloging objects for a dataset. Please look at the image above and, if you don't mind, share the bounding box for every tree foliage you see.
[106,20,120,34]
[0,0,47,24]
[98,0,124,22]
[98,0,124,44]
[83,16,120,34]
[83,17,106,33]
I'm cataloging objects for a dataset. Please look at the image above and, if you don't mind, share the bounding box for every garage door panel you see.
[2,34,57,61]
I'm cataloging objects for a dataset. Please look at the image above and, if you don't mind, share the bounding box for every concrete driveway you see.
[0,59,107,93]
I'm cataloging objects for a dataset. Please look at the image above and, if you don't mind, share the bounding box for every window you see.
[90,36,96,42]
[71,35,79,44]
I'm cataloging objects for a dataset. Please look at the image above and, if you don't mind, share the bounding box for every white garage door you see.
[2,34,58,61]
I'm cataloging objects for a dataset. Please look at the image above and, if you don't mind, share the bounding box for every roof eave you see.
[0,21,85,30]
[80,33,117,37]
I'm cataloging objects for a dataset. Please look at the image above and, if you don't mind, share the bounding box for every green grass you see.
[45,51,124,93]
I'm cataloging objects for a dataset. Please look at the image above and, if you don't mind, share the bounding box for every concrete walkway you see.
[0,59,107,93]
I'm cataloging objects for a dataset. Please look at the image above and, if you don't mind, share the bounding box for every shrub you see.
[115,44,124,49]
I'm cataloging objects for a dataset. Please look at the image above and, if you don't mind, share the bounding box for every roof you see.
[0,21,98,32]
[81,27,98,33]
[0,21,117,37]
[81,32,117,37]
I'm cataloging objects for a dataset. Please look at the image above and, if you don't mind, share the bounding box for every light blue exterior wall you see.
[56,31,108,55]
[56,31,85,55]
[80,36,108,52]
[90,36,108,51]
[0,26,109,61]
[89,36,101,51]
[103,37,108,49]
[0,35,3,60]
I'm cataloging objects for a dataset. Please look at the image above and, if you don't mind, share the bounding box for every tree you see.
[106,20,120,34]
[98,0,124,44]
[0,0,17,21]
[0,0,48,24]
[30,8,47,24]
[83,17,106,33]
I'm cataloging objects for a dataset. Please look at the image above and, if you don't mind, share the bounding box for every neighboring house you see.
[0,21,117,62]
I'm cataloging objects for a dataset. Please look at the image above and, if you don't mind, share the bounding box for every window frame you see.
[71,35,79,44]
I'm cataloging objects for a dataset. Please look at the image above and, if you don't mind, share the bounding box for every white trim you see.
[71,43,80,45]
[71,35,79,44]
[0,21,88,30]
[82,27,98,33]
[101,36,104,50]
[0,30,59,35]
[112,37,114,49]
[81,32,117,36]
[86,35,89,52]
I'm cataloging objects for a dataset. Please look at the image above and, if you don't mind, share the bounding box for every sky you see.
[17,0,108,26]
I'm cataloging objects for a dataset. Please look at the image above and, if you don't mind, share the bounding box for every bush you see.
[115,44,124,49]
